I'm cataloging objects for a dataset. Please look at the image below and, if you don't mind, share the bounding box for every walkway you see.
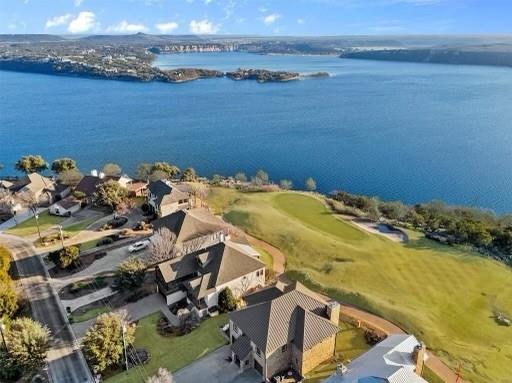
[72,293,167,338]
[61,286,116,312]
[244,233,286,277]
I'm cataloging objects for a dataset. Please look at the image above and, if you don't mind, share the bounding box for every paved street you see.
[1,234,93,383]
[174,346,262,383]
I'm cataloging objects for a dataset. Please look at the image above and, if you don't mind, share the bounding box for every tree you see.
[148,170,169,182]
[211,174,222,185]
[181,167,197,182]
[365,197,381,221]
[136,163,153,181]
[151,162,180,178]
[218,287,237,313]
[57,168,83,187]
[234,172,247,183]
[279,179,293,190]
[14,155,48,174]
[82,312,136,373]
[51,158,77,174]
[4,317,50,373]
[0,281,18,319]
[102,163,122,177]
[93,180,128,211]
[116,257,146,290]
[48,246,80,269]
[147,228,179,265]
[147,368,173,383]
[252,170,269,186]
[18,191,42,242]
[0,189,14,215]
[305,177,316,191]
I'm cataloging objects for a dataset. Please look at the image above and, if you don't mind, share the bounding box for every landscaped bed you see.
[208,188,512,383]
[103,313,228,383]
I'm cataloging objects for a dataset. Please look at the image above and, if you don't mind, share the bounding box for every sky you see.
[2,0,512,36]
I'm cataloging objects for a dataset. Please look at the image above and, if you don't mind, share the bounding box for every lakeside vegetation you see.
[208,188,512,383]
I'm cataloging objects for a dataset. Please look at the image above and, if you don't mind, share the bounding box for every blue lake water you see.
[1,52,512,212]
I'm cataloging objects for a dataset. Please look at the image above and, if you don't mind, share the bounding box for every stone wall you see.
[301,335,336,375]
[266,344,293,378]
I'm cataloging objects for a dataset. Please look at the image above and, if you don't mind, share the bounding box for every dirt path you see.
[244,233,287,281]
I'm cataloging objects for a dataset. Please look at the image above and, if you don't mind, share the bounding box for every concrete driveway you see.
[174,346,263,383]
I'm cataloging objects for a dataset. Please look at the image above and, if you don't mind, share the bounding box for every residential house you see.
[155,240,266,315]
[147,180,190,217]
[74,175,105,203]
[10,173,56,205]
[152,207,228,254]
[126,180,148,197]
[49,196,81,217]
[323,334,428,383]
[229,282,340,381]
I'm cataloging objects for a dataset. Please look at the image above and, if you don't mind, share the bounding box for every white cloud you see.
[68,11,98,34]
[258,7,268,13]
[297,18,304,24]
[263,13,280,25]
[73,0,83,6]
[204,0,213,4]
[155,21,179,33]
[46,14,72,28]
[107,20,148,33]
[189,19,219,34]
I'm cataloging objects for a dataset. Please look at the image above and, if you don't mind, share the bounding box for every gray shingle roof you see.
[156,241,265,298]
[230,283,338,355]
[148,180,189,208]
[152,208,227,244]
[232,335,253,360]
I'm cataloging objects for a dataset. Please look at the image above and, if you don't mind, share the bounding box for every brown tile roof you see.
[152,208,227,244]
[12,173,55,194]
[230,283,338,354]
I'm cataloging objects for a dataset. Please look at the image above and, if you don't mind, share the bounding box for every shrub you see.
[218,287,237,313]
[97,237,114,247]
[48,246,80,269]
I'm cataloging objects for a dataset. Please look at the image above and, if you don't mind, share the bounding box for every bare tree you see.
[237,274,256,298]
[147,227,179,265]
[0,188,14,214]
[182,234,212,255]
[146,368,173,383]
[18,191,42,242]
[115,198,134,218]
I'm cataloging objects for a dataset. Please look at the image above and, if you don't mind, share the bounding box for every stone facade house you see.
[146,180,190,217]
[155,240,265,315]
[229,282,340,381]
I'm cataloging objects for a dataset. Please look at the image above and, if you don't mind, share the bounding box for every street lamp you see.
[33,210,42,244]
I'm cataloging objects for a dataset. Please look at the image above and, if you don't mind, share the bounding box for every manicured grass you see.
[64,219,96,234]
[304,321,370,383]
[104,313,228,383]
[6,211,65,237]
[70,306,110,323]
[208,188,512,383]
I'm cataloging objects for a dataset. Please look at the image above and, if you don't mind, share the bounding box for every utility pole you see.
[58,225,65,249]
[122,324,129,371]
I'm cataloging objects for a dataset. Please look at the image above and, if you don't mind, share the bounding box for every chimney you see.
[326,301,340,325]
[90,169,98,177]
[413,342,426,376]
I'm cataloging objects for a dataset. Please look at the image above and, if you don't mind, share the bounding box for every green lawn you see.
[70,306,110,323]
[6,211,65,237]
[305,321,370,383]
[104,313,228,383]
[254,246,274,270]
[208,188,512,383]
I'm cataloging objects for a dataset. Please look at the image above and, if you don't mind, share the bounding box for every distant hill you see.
[340,45,512,68]
[0,34,68,43]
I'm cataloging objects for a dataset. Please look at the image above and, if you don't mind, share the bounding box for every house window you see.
[256,347,262,357]
[233,323,239,333]
[257,269,264,277]
[281,344,287,353]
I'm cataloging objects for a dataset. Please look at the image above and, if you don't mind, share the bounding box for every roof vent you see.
[90,169,98,177]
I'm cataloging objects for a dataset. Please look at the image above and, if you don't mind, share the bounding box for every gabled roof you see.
[231,335,252,360]
[156,241,265,299]
[323,334,428,383]
[148,180,189,208]
[230,283,338,355]
[152,208,227,244]
[75,175,104,196]
[54,196,81,209]
[11,173,55,194]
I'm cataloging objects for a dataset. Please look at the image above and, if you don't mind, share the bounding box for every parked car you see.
[128,240,150,253]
